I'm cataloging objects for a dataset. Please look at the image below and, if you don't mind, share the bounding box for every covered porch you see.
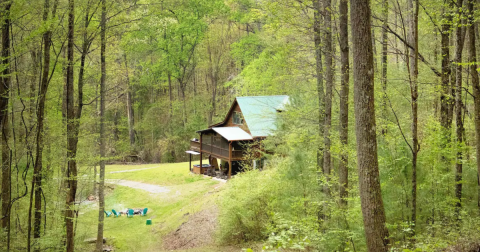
[186,127,253,179]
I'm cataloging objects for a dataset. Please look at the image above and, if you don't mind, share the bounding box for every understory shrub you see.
[218,169,278,244]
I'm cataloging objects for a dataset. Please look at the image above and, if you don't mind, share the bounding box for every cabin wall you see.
[224,103,250,134]
[203,132,229,148]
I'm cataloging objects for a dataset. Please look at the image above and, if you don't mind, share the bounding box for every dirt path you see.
[163,206,219,251]
[106,179,170,193]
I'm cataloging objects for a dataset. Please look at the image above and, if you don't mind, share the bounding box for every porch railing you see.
[188,141,242,160]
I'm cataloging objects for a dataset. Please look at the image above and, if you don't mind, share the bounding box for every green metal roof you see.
[236,95,289,138]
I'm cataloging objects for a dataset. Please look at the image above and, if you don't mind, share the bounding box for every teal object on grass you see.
[112,209,119,217]
[104,211,112,217]
[146,219,152,225]
[127,209,134,217]
[141,208,148,216]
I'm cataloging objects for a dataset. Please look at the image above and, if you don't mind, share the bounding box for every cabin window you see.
[233,111,244,125]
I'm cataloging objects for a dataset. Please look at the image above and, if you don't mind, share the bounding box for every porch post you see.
[189,153,192,171]
[228,141,232,179]
[199,134,203,173]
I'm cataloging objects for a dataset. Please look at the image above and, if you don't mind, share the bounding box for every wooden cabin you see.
[186,95,289,179]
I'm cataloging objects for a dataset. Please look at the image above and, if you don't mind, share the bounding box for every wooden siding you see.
[190,140,200,152]
[223,103,251,134]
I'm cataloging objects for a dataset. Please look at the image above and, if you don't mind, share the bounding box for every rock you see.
[103,245,114,251]
[84,237,107,244]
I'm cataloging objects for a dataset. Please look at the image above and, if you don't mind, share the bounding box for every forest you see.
[1,0,480,251]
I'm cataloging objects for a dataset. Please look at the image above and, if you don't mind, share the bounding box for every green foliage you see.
[218,169,276,243]
[231,34,265,67]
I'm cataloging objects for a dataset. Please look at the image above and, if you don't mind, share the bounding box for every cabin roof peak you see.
[210,95,290,138]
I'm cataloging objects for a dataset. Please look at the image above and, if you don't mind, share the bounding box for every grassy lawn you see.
[106,160,208,186]
[75,161,221,252]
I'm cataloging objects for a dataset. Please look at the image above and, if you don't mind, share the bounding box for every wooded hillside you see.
[1,0,480,251]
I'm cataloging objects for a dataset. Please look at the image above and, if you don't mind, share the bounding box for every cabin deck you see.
[190,140,244,161]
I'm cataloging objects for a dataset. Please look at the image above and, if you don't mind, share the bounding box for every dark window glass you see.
[233,111,243,125]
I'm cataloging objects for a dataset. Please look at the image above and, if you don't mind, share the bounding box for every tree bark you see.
[0,0,11,249]
[440,1,454,131]
[27,0,57,250]
[381,0,388,135]
[125,54,135,147]
[454,0,466,218]
[407,0,420,236]
[168,72,173,117]
[350,0,390,250]
[207,42,218,127]
[96,0,106,250]
[313,0,324,183]
[64,3,92,251]
[467,0,480,211]
[64,0,76,251]
[29,50,39,125]
[323,0,333,196]
[338,0,349,206]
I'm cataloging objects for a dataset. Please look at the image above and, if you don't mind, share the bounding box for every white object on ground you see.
[203,175,226,183]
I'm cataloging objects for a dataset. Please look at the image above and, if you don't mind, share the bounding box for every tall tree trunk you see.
[207,43,217,126]
[454,0,466,218]
[407,0,420,236]
[0,0,11,249]
[467,0,480,211]
[65,0,76,251]
[440,1,454,133]
[313,0,324,185]
[125,54,135,147]
[338,0,349,206]
[351,0,390,250]
[96,0,106,250]
[27,0,56,250]
[168,72,173,117]
[65,3,91,251]
[323,0,333,196]
[381,0,388,134]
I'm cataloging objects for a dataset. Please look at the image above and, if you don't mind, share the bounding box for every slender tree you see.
[323,0,333,195]
[440,1,454,132]
[125,54,135,147]
[313,0,324,186]
[338,0,349,206]
[407,0,419,235]
[27,0,57,251]
[351,0,390,250]
[96,0,107,250]
[381,0,388,134]
[454,0,466,217]
[467,0,480,210]
[65,0,76,250]
[0,0,12,250]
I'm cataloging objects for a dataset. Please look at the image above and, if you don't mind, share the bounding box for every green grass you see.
[106,160,207,186]
[75,161,219,252]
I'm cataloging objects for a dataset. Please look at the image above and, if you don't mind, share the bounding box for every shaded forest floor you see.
[75,162,243,252]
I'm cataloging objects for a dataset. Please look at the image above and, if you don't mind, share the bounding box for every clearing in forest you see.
[75,161,232,252]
